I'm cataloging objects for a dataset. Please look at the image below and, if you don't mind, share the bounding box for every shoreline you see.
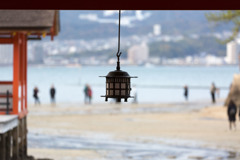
[28,97,226,106]
[1,64,238,68]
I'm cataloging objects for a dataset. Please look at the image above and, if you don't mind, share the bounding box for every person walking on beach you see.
[183,85,188,101]
[88,85,92,104]
[84,84,89,104]
[84,84,92,104]
[210,82,217,103]
[227,99,237,130]
[33,86,40,105]
[50,85,56,105]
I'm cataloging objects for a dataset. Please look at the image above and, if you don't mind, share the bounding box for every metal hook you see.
[116,51,122,58]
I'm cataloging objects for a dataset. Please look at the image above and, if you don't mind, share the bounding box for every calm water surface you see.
[0,65,238,104]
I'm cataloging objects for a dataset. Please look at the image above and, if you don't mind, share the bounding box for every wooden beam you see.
[50,27,54,41]
[0,133,6,160]
[0,95,13,98]
[12,126,19,160]
[23,117,27,156]
[0,81,13,85]
[19,118,25,159]
[6,130,11,160]
[0,38,13,44]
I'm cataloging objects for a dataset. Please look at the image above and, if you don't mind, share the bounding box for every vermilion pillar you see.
[13,33,20,114]
[20,34,24,111]
[21,34,27,111]
[25,35,27,110]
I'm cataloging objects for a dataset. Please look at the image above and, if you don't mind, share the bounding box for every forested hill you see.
[56,10,230,40]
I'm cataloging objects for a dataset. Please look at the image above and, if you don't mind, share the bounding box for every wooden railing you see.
[0,81,13,115]
[0,90,12,114]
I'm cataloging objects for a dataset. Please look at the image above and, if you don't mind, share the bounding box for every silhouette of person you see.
[88,85,92,104]
[183,85,188,101]
[50,85,56,104]
[210,82,217,103]
[84,84,91,104]
[33,86,40,105]
[227,99,237,130]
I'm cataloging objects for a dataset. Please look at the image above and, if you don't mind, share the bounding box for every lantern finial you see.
[116,52,121,70]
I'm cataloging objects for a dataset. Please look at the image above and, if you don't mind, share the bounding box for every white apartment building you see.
[127,42,149,65]
[225,41,239,64]
[153,24,161,36]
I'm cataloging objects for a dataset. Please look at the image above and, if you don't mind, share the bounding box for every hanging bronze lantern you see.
[100,10,137,102]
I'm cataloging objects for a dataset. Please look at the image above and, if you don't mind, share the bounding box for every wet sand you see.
[27,101,240,160]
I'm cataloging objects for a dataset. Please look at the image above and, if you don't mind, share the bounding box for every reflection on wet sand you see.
[27,101,240,160]
[28,132,239,160]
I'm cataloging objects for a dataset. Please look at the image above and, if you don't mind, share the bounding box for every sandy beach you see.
[27,101,240,160]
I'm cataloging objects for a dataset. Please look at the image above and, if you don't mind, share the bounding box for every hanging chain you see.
[116,10,121,58]
[116,10,122,70]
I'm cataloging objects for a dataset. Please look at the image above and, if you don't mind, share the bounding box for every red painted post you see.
[24,34,28,110]
[19,33,23,112]
[13,33,20,115]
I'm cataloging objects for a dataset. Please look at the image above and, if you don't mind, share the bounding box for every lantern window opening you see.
[119,80,122,96]
[110,83,113,89]
[113,79,115,96]
[115,83,119,89]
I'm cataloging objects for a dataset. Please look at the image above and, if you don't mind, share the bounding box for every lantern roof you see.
[101,69,137,78]
[107,70,130,77]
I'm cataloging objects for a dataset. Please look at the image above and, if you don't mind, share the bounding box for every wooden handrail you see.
[0,95,13,98]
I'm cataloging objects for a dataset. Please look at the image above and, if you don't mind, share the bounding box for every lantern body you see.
[101,69,136,102]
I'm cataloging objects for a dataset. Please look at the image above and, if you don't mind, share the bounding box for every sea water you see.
[0,65,238,104]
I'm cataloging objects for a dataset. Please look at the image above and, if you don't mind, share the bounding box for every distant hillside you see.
[149,36,226,58]
[56,10,231,40]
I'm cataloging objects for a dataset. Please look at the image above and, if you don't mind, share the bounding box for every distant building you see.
[205,55,225,66]
[225,41,239,64]
[29,45,45,64]
[127,43,149,65]
[153,24,161,36]
[68,46,77,54]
